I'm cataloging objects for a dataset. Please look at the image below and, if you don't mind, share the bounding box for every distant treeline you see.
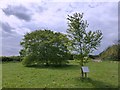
[0,54,95,62]
[0,56,21,62]
[0,55,73,62]
[89,55,100,59]
[1,44,119,62]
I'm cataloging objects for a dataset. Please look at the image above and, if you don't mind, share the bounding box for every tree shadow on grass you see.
[27,64,80,70]
[75,77,118,88]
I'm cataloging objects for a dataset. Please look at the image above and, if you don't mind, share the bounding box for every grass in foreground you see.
[2,60,118,88]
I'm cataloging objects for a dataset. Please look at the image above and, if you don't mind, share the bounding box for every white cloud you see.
[51,0,119,2]
[0,1,118,56]
[14,27,31,35]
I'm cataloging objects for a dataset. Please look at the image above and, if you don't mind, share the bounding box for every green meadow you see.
[2,60,119,88]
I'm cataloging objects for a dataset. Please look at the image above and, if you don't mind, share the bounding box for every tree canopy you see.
[20,12,103,70]
[67,13,103,66]
[20,30,70,66]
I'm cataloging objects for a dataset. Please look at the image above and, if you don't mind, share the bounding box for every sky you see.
[0,0,119,56]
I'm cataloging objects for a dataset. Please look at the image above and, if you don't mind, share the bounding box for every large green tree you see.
[67,13,103,77]
[20,30,70,66]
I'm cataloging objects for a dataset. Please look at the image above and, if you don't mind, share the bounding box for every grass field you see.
[2,60,119,88]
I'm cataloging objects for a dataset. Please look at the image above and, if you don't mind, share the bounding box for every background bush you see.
[0,56,21,62]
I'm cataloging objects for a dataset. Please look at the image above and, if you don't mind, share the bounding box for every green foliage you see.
[0,56,21,62]
[22,54,36,66]
[100,44,119,61]
[89,55,100,59]
[74,56,91,66]
[20,29,70,66]
[67,12,103,66]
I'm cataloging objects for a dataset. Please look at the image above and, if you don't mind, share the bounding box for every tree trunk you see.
[46,62,48,66]
[81,58,84,78]
[81,67,84,78]
[46,60,49,66]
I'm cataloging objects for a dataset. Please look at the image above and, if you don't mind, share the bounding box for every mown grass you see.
[2,60,119,88]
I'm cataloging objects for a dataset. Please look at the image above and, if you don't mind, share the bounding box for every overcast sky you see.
[0,0,118,56]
